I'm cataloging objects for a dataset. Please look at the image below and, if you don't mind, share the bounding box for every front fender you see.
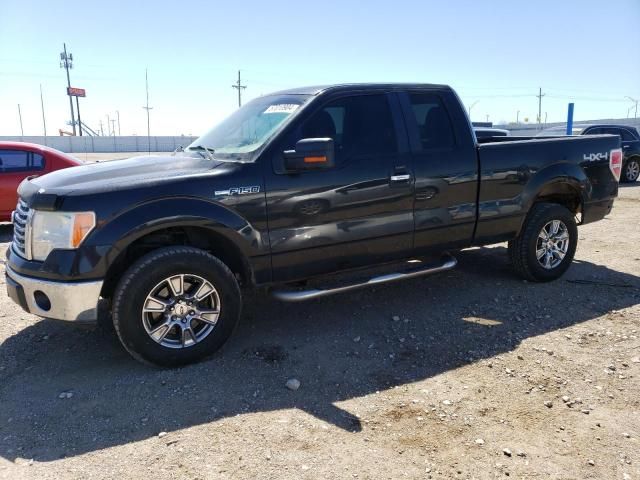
[85,196,268,277]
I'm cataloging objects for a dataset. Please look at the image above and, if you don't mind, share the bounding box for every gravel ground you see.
[0,184,638,480]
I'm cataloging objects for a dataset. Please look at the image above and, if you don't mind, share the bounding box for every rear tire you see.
[112,246,241,367]
[621,158,639,183]
[508,203,578,282]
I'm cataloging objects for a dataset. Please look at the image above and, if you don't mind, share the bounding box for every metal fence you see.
[0,136,198,153]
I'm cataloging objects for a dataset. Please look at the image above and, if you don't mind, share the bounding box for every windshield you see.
[188,94,311,161]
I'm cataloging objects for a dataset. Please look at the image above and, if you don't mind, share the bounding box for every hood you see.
[18,154,241,209]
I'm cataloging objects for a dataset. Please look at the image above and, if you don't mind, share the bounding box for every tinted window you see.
[0,150,45,173]
[299,94,397,159]
[408,93,455,149]
[620,129,635,141]
[603,128,621,136]
[584,128,602,135]
[0,150,28,172]
[33,153,45,169]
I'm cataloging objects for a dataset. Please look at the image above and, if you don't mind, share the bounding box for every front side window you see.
[189,94,312,161]
[408,93,455,149]
[297,94,398,160]
[0,150,43,173]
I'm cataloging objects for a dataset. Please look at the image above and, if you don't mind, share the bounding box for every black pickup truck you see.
[5,83,623,366]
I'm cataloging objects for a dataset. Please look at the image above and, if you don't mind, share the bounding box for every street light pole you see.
[625,96,638,119]
[468,101,479,118]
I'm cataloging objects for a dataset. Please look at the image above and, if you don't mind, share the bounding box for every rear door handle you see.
[390,174,411,182]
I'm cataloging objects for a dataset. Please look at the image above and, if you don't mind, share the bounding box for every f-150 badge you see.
[215,186,260,196]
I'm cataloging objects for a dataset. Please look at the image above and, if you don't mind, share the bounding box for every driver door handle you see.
[390,174,411,182]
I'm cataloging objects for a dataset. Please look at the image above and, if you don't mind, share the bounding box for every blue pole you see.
[566,103,574,135]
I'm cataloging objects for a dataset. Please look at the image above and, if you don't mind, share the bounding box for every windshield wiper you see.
[188,145,215,161]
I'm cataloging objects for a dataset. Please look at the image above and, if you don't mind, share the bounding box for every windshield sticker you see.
[264,104,299,114]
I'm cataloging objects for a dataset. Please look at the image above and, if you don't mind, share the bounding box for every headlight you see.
[31,211,96,261]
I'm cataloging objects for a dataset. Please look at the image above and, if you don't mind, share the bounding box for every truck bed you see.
[473,134,620,244]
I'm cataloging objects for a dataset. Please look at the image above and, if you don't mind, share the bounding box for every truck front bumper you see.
[5,266,103,323]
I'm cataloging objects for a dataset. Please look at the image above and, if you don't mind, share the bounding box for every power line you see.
[60,43,76,136]
[231,70,247,107]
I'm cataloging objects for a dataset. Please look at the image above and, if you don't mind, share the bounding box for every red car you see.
[0,142,81,222]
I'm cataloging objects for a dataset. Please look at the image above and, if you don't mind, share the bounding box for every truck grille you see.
[12,199,30,258]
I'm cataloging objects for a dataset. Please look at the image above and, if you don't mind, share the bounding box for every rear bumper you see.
[5,265,103,322]
[582,198,615,225]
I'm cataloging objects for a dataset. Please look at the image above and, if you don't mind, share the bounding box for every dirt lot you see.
[0,185,638,480]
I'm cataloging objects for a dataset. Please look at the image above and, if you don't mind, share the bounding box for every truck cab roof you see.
[270,83,451,96]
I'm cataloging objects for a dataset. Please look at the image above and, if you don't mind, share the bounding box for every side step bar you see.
[271,254,457,302]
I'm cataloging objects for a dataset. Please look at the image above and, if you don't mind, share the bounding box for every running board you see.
[271,254,457,302]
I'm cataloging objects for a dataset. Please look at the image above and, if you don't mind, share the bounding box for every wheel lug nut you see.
[189,311,195,315]
[181,318,187,323]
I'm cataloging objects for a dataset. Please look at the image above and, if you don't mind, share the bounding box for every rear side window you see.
[298,94,398,160]
[0,150,45,173]
[619,129,635,141]
[407,93,455,149]
[33,153,45,169]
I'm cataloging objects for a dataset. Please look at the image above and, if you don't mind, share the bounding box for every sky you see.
[1,0,639,136]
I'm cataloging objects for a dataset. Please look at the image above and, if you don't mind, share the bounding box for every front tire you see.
[508,203,578,282]
[112,247,241,367]
[621,158,639,183]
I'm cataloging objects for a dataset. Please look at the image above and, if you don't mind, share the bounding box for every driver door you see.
[264,92,415,282]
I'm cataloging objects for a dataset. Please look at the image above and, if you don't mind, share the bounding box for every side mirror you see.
[283,138,335,171]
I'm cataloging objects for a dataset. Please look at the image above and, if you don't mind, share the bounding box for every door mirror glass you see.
[283,138,335,171]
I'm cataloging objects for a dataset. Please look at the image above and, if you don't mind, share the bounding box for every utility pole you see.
[231,70,247,108]
[626,96,638,119]
[17,104,24,136]
[75,96,82,136]
[110,119,116,136]
[60,43,76,135]
[536,87,545,129]
[99,119,104,136]
[516,110,520,124]
[40,84,47,139]
[116,110,121,136]
[142,68,153,154]
[107,114,111,136]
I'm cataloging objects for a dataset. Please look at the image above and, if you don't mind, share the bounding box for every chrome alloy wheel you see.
[142,274,221,349]
[536,220,570,270]
[625,160,639,181]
